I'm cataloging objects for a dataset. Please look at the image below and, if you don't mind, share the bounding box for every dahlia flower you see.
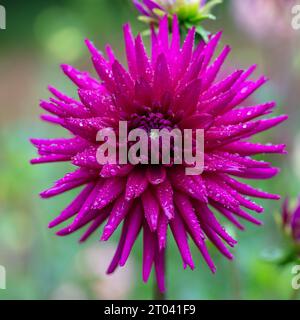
[282,198,300,246]
[133,0,222,40]
[31,16,287,292]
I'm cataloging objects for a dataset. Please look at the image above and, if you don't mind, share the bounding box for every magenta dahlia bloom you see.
[282,197,300,245]
[31,16,287,292]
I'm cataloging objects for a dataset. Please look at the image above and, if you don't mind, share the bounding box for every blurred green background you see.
[0,0,300,300]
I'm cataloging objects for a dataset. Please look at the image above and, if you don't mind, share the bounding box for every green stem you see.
[154,281,166,300]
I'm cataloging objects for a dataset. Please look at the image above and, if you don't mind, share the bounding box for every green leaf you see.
[189,13,216,23]
[138,16,157,24]
[152,8,167,17]
[201,0,223,15]
[141,29,151,37]
[194,25,210,43]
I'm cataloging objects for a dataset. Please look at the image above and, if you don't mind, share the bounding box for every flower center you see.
[129,111,175,133]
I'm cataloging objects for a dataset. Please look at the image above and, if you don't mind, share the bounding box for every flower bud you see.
[282,197,300,244]
[133,0,222,40]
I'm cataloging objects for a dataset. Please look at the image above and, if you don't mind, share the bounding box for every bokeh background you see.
[0,0,300,300]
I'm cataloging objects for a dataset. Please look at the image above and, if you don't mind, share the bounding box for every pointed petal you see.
[93,178,126,210]
[143,223,156,282]
[142,189,160,232]
[170,210,195,270]
[125,169,149,201]
[119,204,143,266]
[101,195,133,241]
[154,179,175,220]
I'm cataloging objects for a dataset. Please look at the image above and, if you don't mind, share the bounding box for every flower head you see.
[282,197,300,245]
[31,16,287,292]
[133,0,222,40]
